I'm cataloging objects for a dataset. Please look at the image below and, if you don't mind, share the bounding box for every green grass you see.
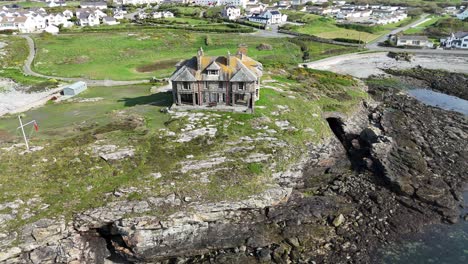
[0,1,44,7]
[284,13,423,43]
[0,84,171,139]
[285,17,382,42]
[32,29,357,80]
[0,35,59,90]
[404,16,443,34]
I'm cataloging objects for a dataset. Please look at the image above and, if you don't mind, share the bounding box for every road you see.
[365,14,468,55]
[20,35,149,86]
[367,14,430,49]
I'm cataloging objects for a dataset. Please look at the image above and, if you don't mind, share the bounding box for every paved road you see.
[365,14,468,55]
[20,35,149,87]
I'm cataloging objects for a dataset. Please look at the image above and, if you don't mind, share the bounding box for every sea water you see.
[407,89,468,116]
[379,187,468,264]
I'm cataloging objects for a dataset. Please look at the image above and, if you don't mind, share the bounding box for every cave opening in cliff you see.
[326,117,347,144]
[326,117,369,171]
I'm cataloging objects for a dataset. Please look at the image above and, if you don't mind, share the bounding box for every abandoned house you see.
[170,47,263,112]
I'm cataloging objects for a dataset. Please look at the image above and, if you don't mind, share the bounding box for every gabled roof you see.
[171,65,197,82]
[170,50,262,83]
[454,31,468,38]
[398,35,429,41]
[205,61,221,71]
[230,66,257,82]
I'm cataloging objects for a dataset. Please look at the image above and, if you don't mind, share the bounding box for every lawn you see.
[32,29,357,80]
[0,67,367,231]
[284,17,382,42]
[404,16,443,34]
[0,84,171,139]
[0,35,58,90]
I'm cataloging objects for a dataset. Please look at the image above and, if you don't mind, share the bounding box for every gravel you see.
[303,52,468,78]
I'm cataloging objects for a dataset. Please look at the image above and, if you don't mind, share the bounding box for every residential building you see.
[170,47,263,112]
[103,17,119,25]
[44,24,59,34]
[248,10,287,24]
[194,0,248,8]
[222,6,241,20]
[441,32,468,49]
[396,35,433,48]
[78,12,100,26]
[0,16,36,33]
[151,11,174,18]
[48,1,67,7]
[117,0,161,5]
[80,1,108,9]
[457,9,468,20]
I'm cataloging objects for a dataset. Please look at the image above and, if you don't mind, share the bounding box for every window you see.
[183,82,190,90]
[238,82,244,90]
[463,44,467,47]
[218,82,223,89]
[208,70,218,75]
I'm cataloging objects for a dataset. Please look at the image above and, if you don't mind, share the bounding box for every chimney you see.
[197,47,204,70]
[237,44,247,60]
[227,50,231,66]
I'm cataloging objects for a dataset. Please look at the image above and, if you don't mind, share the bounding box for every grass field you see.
[283,15,383,42]
[0,35,58,90]
[404,16,443,34]
[32,29,357,80]
[283,11,421,43]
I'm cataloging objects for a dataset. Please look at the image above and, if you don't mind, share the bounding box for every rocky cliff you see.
[1,76,467,263]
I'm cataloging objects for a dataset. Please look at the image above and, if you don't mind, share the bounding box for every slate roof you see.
[170,50,262,83]
[398,35,429,41]
[454,31,468,38]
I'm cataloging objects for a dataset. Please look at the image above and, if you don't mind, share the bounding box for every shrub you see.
[256,43,273,50]
[204,35,213,46]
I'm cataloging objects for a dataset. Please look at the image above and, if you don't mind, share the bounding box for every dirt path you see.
[20,35,149,87]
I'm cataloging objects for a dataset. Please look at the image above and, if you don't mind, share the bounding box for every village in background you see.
[0,0,467,49]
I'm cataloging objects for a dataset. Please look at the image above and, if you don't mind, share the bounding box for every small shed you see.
[63,81,87,96]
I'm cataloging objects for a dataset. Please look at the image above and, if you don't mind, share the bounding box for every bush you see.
[337,23,383,33]
[256,43,273,50]
[204,35,213,46]
[333,38,364,44]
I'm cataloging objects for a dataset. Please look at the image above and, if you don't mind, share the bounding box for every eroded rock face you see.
[1,81,466,264]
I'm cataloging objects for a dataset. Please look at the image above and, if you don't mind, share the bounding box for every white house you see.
[162,11,174,18]
[0,16,36,33]
[78,12,100,26]
[457,9,468,20]
[113,10,127,20]
[80,1,108,10]
[44,24,59,34]
[63,10,74,19]
[45,13,72,27]
[222,6,241,20]
[119,0,161,5]
[441,32,468,49]
[194,0,247,8]
[103,17,119,25]
[48,1,67,8]
[249,10,287,24]
[396,35,433,48]
[31,13,47,29]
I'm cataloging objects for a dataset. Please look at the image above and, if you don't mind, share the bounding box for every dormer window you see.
[208,70,219,75]
[238,82,244,90]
